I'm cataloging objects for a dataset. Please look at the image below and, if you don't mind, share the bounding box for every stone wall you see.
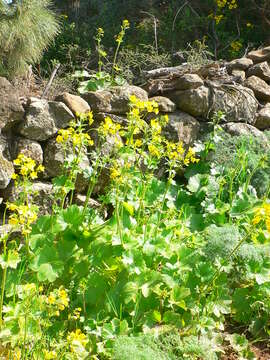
[1,46,270,208]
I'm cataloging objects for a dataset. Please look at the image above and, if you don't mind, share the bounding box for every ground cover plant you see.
[0,97,269,359]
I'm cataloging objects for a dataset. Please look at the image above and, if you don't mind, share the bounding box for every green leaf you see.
[141,283,150,298]
[36,263,59,282]
[163,311,183,327]
[72,70,91,78]
[62,205,83,227]
[170,286,190,309]
[30,245,64,282]
[0,250,20,269]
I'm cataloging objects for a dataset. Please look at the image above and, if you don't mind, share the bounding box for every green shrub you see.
[0,0,59,77]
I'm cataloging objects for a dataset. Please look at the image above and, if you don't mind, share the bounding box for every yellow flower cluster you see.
[214,14,224,24]
[56,127,94,148]
[129,95,159,115]
[6,203,38,235]
[98,117,124,148]
[68,307,82,320]
[44,350,57,360]
[46,287,70,316]
[230,40,242,52]
[252,203,270,233]
[216,0,237,9]
[67,329,88,352]
[12,154,44,182]
[99,117,123,136]
[97,27,104,37]
[115,19,130,44]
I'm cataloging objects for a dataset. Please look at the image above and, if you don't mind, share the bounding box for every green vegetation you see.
[39,0,270,79]
[0,99,269,358]
[0,1,270,358]
[0,0,59,78]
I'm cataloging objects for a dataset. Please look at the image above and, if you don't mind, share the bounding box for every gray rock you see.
[14,138,43,164]
[1,181,53,215]
[163,111,200,145]
[247,46,270,64]
[82,90,112,113]
[19,97,74,141]
[222,122,269,145]
[169,86,209,118]
[0,134,14,189]
[255,104,270,130]
[55,92,91,115]
[174,73,204,90]
[94,112,127,126]
[83,85,148,114]
[209,84,258,124]
[48,101,75,129]
[231,69,246,81]
[245,76,270,102]
[73,194,107,218]
[0,77,24,131]
[43,138,90,192]
[227,58,253,71]
[247,61,270,82]
[149,96,176,113]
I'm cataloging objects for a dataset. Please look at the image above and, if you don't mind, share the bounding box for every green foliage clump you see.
[0,0,59,77]
[0,102,269,358]
[209,130,270,197]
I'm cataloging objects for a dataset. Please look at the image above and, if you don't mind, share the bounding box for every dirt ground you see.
[221,342,270,360]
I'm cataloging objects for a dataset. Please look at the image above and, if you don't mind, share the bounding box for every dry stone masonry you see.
[0,46,270,211]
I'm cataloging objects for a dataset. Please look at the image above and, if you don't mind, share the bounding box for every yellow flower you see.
[148,144,161,158]
[30,171,38,179]
[44,350,57,359]
[56,135,63,143]
[67,329,88,351]
[97,27,104,36]
[8,217,19,226]
[122,19,130,28]
[47,294,56,305]
[111,168,121,180]
[252,203,270,232]
[134,139,143,148]
[37,164,45,172]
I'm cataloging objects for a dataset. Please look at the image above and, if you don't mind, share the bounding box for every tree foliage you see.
[0,0,59,77]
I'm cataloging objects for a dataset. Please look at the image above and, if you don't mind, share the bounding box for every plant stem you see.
[0,207,8,329]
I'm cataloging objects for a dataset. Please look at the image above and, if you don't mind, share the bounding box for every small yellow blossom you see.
[67,329,88,352]
[44,350,57,359]
[47,294,56,305]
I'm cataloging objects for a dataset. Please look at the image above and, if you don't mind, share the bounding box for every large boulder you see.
[247,46,270,64]
[82,85,148,114]
[149,96,176,113]
[19,97,74,141]
[245,76,270,102]
[0,135,14,189]
[168,86,210,118]
[222,122,269,145]
[227,58,253,72]
[255,104,270,130]
[0,77,24,131]
[209,84,258,124]
[55,92,91,115]
[247,61,270,82]
[173,74,204,90]
[163,111,200,145]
